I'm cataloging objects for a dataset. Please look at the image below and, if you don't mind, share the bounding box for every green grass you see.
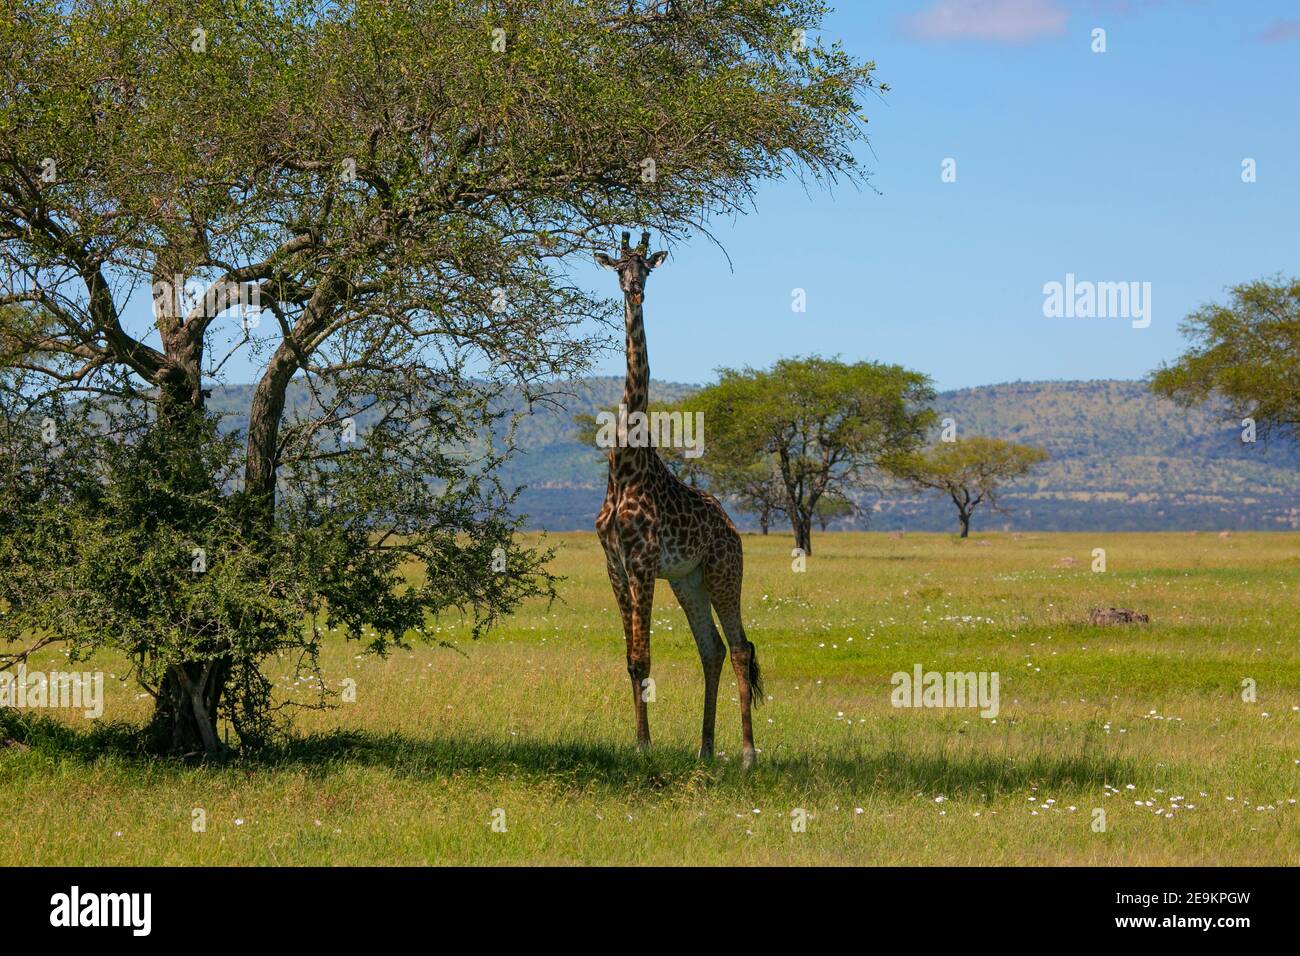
[2,531,1298,865]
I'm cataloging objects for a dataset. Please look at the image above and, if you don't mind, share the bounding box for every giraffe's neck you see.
[621,294,649,415]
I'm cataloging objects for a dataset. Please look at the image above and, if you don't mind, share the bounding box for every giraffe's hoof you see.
[741,748,757,771]
[636,739,651,755]
[697,744,715,761]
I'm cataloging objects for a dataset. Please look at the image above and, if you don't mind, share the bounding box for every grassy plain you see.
[2,531,1297,865]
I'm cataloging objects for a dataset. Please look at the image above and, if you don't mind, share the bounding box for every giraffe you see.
[594,231,764,769]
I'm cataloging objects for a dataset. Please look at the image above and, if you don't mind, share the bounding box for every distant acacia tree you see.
[813,493,855,531]
[0,0,880,755]
[713,459,789,534]
[689,357,934,553]
[1150,277,1300,440]
[888,437,1048,537]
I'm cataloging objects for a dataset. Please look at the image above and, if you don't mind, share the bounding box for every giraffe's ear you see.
[594,253,618,269]
[646,250,668,270]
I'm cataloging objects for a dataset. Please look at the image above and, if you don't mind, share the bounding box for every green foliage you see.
[688,357,935,551]
[570,359,934,541]
[0,369,553,752]
[1150,276,1300,441]
[887,436,1048,536]
[0,1,879,754]
[813,493,854,529]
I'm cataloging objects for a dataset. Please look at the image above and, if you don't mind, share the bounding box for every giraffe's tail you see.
[748,643,765,707]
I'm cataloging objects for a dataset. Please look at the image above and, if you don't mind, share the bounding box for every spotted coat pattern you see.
[593,233,762,768]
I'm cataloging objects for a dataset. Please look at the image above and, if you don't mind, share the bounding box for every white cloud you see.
[904,0,1069,43]
[1259,20,1300,43]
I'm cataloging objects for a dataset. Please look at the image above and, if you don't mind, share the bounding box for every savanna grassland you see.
[1,531,1298,866]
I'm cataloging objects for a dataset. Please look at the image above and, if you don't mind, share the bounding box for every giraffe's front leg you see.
[599,523,654,754]
[625,567,656,753]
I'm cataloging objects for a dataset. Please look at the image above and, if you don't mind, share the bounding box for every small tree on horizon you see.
[888,437,1049,537]
[814,493,855,531]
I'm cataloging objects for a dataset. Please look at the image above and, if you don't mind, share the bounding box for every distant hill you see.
[878,380,1300,532]
[493,376,698,487]
[503,378,1300,532]
[206,378,1300,532]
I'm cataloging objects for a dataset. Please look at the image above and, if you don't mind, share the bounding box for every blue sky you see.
[578,0,1300,391]
[113,1,1299,393]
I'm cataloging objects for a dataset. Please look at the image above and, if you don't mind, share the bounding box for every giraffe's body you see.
[598,448,744,592]
[594,232,762,767]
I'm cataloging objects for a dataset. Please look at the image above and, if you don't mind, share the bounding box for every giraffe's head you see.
[595,231,667,305]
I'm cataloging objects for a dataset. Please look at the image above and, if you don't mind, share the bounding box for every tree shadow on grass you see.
[1,710,149,758]
[3,710,1140,798]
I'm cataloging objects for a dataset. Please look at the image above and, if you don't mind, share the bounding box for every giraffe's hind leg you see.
[704,533,762,770]
[598,529,654,753]
[670,567,725,760]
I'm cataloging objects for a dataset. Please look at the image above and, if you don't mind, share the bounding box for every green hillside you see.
[206,378,1299,532]
[495,376,697,487]
[504,378,1300,532]
[883,380,1300,532]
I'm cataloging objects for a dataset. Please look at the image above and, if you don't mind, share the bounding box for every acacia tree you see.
[710,458,788,534]
[0,0,879,754]
[1150,277,1300,440]
[888,437,1048,537]
[692,357,935,553]
[813,493,854,531]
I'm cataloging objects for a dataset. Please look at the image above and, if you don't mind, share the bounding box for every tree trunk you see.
[150,317,231,757]
[959,511,971,538]
[792,511,813,555]
[149,659,230,758]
